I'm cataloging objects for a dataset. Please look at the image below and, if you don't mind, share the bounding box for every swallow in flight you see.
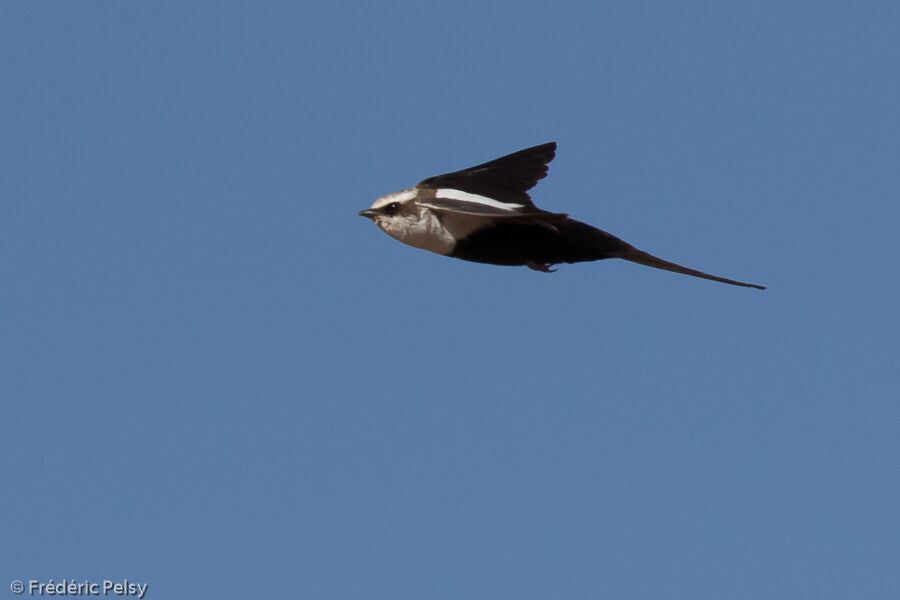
[359,142,765,290]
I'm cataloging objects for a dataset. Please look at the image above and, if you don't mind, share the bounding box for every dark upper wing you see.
[417,142,557,207]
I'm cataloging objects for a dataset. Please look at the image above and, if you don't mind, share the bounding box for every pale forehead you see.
[371,188,418,209]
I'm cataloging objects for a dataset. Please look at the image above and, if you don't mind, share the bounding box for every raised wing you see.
[417,142,557,207]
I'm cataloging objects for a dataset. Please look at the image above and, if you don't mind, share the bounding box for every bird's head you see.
[358,187,457,254]
[358,188,422,236]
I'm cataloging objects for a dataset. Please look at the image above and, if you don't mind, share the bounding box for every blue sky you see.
[2,2,898,598]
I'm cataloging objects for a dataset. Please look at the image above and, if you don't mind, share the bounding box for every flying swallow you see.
[359,142,765,289]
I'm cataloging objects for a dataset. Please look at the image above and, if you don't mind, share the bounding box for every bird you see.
[359,142,765,290]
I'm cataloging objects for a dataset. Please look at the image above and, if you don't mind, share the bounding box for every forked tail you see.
[619,247,766,290]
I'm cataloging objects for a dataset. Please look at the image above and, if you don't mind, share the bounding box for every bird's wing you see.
[417,142,557,207]
[416,196,568,221]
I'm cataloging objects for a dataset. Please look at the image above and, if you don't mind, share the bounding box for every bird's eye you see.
[384,202,401,214]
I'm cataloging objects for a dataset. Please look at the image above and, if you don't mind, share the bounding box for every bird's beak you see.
[358,209,379,219]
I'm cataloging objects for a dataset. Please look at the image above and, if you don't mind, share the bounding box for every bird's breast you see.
[375,208,459,255]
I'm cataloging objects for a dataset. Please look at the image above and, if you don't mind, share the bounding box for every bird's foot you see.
[526,260,558,273]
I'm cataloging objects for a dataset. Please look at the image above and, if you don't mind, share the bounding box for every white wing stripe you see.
[434,188,524,211]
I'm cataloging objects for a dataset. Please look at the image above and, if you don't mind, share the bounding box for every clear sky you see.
[2,2,898,599]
